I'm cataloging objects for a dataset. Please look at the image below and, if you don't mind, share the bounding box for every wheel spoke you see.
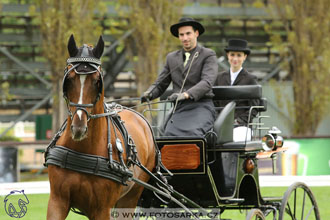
[279,183,319,220]
[293,189,297,219]
[286,203,295,219]
[304,206,314,220]
[301,190,306,220]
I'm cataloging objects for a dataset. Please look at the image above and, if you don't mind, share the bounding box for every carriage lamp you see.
[262,134,275,151]
[243,158,255,174]
[262,127,284,151]
[275,135,284,148]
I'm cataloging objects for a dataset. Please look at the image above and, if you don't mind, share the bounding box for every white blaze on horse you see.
[45,35,156,220]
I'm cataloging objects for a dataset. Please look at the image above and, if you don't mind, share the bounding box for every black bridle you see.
[62,56,104,121]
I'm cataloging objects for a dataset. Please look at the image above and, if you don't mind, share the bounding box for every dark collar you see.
[182,45,198,55]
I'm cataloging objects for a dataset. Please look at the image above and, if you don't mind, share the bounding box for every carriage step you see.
[262,196,282,202]
[222,198,245,204]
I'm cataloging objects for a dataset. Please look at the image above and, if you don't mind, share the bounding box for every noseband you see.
[63,56,103,121]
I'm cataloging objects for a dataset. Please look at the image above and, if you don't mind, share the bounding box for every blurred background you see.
[0,0,329,190]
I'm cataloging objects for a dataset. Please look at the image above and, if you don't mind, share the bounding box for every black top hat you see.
[170,17,205,38]
[224,39,250,55]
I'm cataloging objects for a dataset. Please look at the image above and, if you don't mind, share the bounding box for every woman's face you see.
[227,51,247,71]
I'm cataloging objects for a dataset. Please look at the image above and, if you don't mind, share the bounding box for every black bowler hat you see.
[170,17,205,38]
[224,39,250,55]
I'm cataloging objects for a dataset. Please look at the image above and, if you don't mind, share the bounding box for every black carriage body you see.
[139,137,265,208]
[138,85,320,219]
[139,85,270,209]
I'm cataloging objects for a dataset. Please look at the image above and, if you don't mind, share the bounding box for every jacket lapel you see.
[233,68,247,85]
[224,70,231,85]
[177,50,184,73]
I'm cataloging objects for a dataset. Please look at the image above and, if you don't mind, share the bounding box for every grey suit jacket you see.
[148,44,218,101]
[215,68,259,125]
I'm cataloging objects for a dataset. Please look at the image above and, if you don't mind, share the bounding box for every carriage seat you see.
[259,97,267,112]
[219,140,263,152]
[212,85,262,101]
[212,85,265,151]
[212,101,263,152]
[212,85,265,114]
[213,101,236,145]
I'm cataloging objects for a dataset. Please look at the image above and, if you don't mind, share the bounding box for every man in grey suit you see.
[141,17,218,136]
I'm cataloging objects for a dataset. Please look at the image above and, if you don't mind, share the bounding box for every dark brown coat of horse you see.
[47,35,155,219]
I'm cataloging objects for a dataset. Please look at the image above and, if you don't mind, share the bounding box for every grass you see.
[221,186,329,219]
[0,194,88,220]
[0,186,328,219]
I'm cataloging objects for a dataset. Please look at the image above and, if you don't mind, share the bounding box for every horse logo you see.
[4,190,29,218]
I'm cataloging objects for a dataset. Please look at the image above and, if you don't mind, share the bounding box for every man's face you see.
[178,26,199,51]
[227,51,247,70]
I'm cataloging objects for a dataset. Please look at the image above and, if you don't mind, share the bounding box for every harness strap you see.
[122,106,173,177]
[45,145,133,185]
[131,177,201,220]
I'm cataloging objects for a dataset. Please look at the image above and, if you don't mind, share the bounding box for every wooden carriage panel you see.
[161,144,200,170]
[156,137,206,175]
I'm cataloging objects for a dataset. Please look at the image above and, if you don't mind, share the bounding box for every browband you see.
[67,57,101,65]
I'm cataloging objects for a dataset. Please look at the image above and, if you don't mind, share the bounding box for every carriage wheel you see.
[246,209,266,220]
[279,182,320,220]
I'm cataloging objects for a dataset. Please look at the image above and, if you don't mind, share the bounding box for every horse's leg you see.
[47,193,70,220]
[113,185,144,220]
[89,185,122,220]
[92,199,118,220]
[47,166,71,220]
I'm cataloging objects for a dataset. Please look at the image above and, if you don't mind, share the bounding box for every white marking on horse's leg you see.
[77,75,86,120]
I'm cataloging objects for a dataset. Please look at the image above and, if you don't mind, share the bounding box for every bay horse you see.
[45,35,156,219]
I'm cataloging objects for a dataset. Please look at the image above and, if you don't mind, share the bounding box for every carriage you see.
[44,36,320,220]
[135,85,320,220]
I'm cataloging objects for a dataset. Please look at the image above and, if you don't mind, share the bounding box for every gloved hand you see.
[141,91,152,103]
[167,93,187,102]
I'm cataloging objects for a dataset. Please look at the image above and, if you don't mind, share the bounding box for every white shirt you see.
[230,67,242,85]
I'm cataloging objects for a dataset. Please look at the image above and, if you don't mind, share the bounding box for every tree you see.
[117,0,186,96]
[0,82,12,105]
[33,0,103,132]
[267,0,330,136]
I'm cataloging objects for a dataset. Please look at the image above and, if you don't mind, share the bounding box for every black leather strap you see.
[45,145,133,185]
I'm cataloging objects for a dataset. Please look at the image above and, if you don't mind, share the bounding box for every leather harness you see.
[44,50,168,185]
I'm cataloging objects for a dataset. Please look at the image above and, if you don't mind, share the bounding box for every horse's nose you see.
[70,124,88,141]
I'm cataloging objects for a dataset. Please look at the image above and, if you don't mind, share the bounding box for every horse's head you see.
[63,35,104,141]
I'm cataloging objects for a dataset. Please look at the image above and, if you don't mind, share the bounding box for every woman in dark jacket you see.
[215,39,259,141]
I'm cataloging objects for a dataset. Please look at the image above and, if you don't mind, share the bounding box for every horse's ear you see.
[68,34,78,57]
[92,36,104,59]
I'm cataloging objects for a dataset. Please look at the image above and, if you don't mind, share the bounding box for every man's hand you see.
[141,91,152,103]
[167,92,188,102]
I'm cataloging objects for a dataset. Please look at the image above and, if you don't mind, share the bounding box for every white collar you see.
[230,67,242,85]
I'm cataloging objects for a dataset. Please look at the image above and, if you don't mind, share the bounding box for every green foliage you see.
[33,0,103,82]
[267,0,330,136]
[0,128,21,142]
[0,82,13,104]
[0,135,21,142]
[117,0,186,95]
[31,0,104,131]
